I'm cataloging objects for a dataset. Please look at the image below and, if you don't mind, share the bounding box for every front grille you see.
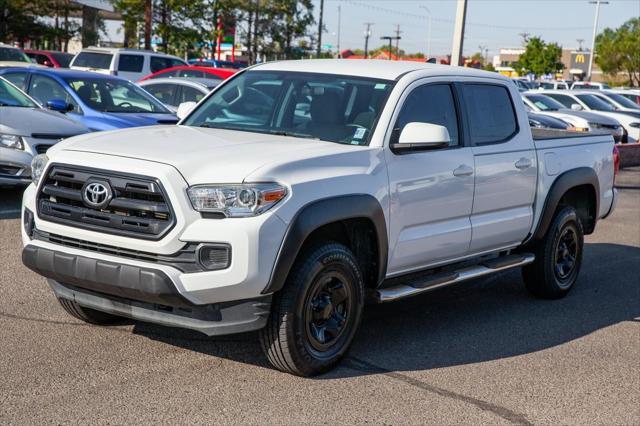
[33,229,203,273]
[37,165,175,240]
[34,145,50,154]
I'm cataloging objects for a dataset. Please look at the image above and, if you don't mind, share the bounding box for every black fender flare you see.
[262,194,388,294]
[531,167,599,241]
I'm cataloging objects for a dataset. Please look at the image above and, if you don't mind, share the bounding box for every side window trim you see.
[388,81,464,153]
[459,81,520,146]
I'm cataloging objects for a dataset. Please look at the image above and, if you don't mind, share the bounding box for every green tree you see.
[595,17,640,86]
[514,37,564,78]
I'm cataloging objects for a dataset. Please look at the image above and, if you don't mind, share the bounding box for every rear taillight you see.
[613,144,620,181]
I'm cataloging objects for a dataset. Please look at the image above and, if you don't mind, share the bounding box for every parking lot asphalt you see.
[0,169,638,425]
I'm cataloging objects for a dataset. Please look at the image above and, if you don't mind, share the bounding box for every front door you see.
[386,82,474,276]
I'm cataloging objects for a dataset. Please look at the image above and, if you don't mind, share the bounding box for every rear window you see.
[462,84,518,145]
[51,52,73,68]
[150,56,185,73]
[72,52,113,69]
[118,54,144,72]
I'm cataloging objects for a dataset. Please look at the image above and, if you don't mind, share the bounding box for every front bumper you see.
[22,244,271,335]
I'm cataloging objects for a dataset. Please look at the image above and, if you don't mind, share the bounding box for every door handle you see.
[453,164,474,177]
[515,157,532,170]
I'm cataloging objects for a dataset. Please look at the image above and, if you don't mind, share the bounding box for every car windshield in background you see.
[607,93,639,109]
[72,52,113,69]
[0,47,30,62]
[576,94,616,111]
[0,78,37,107]
[526,94,566,111]
[183,71,394,145]
[65,77,170,114]
[51,52,73,68]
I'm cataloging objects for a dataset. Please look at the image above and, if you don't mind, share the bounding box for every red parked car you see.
[24,50,74,68]
[138,65,236,82]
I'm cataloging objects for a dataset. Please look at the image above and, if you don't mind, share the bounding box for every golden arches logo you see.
[575,54,585,63]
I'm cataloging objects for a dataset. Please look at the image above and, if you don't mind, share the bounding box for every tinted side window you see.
[394,84,459,147]
[180,85,206,103]
[144,83,176,105]
[118,54,144,72]
[462,84,517,145]
[3,72,28,90]
[170,58,186,67]
[29,75,79,113]
[150,57,170,73]
[72,52,113,69]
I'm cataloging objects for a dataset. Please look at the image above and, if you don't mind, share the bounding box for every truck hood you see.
[0,106,89,137]
[55,125,360,184]
[96,112,179,129]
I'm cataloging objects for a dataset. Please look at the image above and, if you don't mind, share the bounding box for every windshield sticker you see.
[350,140,361,145]
[374,83,386,90]
[353,128,366,139]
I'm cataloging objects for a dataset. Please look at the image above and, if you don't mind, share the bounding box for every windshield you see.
[605,93,639,110]
[71,52,112,69]
[0,47,30,63]
[51,52,73,68]
[576,94,616,111]
[525,94,566,111]
[65,77,170,113]
[0,77,38,107]
[184,71,394,145]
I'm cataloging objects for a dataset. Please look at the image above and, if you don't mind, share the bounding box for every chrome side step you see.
[375,253,535,303]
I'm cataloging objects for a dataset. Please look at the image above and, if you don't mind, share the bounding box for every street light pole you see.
[419,5,432,60]
[587,0,608,81]
[316,0,324,58]
[450,0,468,66]
[364,23,373,59]
[380,35,400,60]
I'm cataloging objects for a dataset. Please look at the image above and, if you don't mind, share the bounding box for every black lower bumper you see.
[22,244,191,307]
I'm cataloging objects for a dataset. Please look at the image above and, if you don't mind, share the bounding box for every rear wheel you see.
[522,206,584,299]
[259,243,364,376]
[57,298,122,325]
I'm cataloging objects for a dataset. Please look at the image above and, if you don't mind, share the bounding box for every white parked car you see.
[21,60,617,375]
[69,47,187,82]
[610,89,640,106]
[139,77,219,112]
[591,90,640,113]
[537,81,569,90]
[570,81,611,90]
[543,90,640,143]
[521,92,624,142]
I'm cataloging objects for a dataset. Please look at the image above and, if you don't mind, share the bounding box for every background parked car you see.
[138,65,236,82]
[537,81,569,90]
[0,68,177,131]
[590,90,640,112]
[0,43,35,67]
[543,90,639,143]
[139,77,218,112]
[612,89,640,106]
[70,47,187,81]
[188,58,247,69]
[522,92,624,142]
[0,76,88,186]
[511,78,533,92]
[570,81,610,90]
[24,50,74,68]
[527,112,570,129]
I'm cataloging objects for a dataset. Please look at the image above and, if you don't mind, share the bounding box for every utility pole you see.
[317,0,324,58]
[478,44,487,66]
[394,24,402,59]
[337,5,341,58]
[381,35,400,60]
[419,5,432,60]
[363,23,373,59]
[587,0,608,81]
[450,0,467,66]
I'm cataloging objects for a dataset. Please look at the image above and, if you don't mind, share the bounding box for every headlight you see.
[187,183,287,217]
[0,134,24,150]
[30,154,49,186]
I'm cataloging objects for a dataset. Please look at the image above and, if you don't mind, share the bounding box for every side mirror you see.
[46,99,72,113]
[176,101,197,120]
[571,103,583,111]
[391,122,451,153]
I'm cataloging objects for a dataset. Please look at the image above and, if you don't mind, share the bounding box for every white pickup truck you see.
[21,60,617,376]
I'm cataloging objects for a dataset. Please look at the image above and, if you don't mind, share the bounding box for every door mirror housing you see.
[46,99,72,113]
[571,103,583,111]
[391,122,451,153]
[177,101,197,120]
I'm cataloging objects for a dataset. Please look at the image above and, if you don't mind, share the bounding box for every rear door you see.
[460,82,537,253]
[386,80,475,275]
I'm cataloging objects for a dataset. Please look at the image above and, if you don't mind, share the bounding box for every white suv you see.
[70,47,186,81]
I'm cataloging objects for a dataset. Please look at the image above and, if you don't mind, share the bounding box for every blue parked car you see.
[0,68,178,131]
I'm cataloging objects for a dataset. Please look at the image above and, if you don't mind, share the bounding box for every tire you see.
[259,243,365,376]
[522,206,584,299]
[57,298,122,325]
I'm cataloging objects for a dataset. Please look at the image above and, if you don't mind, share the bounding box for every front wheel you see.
[522,206,584,299]
[57,298,123,325]
[259,243,364,376]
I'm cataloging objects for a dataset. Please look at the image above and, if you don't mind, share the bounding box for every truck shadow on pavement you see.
[133,242,639,377]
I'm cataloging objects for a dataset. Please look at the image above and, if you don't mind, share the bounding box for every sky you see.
[312,0,640,59]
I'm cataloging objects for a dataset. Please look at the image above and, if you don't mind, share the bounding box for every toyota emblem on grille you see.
[82,181,112,209]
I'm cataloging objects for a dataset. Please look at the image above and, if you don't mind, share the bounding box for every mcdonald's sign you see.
[575,54,585,63]
[570,52,590,72]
